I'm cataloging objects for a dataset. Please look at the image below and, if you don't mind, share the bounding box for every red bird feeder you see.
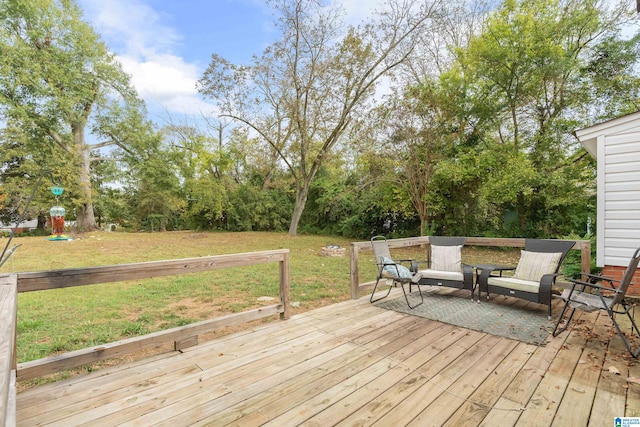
[48,186,69,240]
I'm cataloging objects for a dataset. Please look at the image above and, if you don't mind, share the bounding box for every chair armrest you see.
[406,260,428,273]
[462,264,474,287]
[567,278,620,293]
[576,272,614,285]
[539,272,564,300]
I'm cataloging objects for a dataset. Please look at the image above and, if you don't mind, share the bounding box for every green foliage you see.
[431,0,636,238]
[0,0,150,230]
[225,183,292,232]
[562,233,600,278]
[1,0,637,241]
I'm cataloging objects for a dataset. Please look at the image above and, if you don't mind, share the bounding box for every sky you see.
[77,0,384,126]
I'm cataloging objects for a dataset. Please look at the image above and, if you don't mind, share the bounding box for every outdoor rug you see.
[375,291,553,346]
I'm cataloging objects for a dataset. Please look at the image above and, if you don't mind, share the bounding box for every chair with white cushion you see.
[478,239,576,319]
[412,236,474,299]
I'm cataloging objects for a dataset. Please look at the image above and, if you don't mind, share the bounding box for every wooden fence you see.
[349,237,591,299]
[0,249,290,425]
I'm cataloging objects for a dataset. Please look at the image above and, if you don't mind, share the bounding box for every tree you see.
[456,0,639,236]
[198,0,443,235]
[0,121,67,229]
[0,0,149,231]
[123,133,185,232]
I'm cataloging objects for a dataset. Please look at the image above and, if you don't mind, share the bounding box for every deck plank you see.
[442,341,538,426]
[213,321,455,426]
[15,288,640,427]
[513,312,592,427]
[265,328,486,426]
[586,310,629,426]
[407,337,520,426]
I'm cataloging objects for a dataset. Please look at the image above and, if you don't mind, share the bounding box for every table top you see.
[467,263,515,271]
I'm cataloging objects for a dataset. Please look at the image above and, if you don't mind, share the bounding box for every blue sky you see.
[77,0,383,124]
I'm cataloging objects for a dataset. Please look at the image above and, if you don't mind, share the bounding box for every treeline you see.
[1,0,639,240]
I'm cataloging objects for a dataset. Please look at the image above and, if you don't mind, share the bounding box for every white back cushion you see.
[513,251,562,282]
[431,245,462,272]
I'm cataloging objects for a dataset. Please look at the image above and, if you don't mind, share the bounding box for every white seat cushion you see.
[417,269,464,282]
[487,276,539,294]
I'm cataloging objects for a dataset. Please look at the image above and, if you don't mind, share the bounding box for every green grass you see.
[3,230,521,378]
[5,231,356,365]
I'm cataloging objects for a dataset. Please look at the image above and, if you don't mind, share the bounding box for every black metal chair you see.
[370,235,424,309]
[478,239,576,319]
[552,246,640,358]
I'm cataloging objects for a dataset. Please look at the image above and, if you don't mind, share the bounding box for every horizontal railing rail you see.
[350,237,590,299]
[6,249,290,384]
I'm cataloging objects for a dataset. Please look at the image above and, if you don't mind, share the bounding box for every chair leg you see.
[552,301,576,337]
[370,278,393,303]
[401,282,424,309]
[610,305,640,358]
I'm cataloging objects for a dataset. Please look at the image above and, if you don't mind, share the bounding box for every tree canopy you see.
[0,0,150,230]
[1,0,639,240]
[198,0,443,235]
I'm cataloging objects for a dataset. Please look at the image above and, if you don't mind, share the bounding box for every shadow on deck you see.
[15,287,640,427]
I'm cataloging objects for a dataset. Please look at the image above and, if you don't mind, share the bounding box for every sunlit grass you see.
[4,230,520,371]
[5,231,356,364]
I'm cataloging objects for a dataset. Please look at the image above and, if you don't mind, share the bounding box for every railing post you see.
[279,251,291,320]
[581,240,591,275]
[0,274,18,427]
[350,242,360,300]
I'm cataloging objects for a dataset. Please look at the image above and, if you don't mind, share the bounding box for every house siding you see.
[576,112,640,296]
[603,133,640,268]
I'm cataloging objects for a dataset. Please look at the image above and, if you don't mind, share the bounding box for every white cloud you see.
[79,0,216,118]
[339,0,385,24]
[78,0,390,119]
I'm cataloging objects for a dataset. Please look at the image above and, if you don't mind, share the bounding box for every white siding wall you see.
[603,133,640,267]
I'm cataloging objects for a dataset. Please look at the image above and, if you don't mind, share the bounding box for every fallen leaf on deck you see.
[607,366,621,375]
[627,376,640,385]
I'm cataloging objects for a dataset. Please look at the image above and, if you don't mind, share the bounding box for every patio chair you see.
[370,235,424,309]
[477,239,576,319]
[552,246,640,358]
[411,236,474,299]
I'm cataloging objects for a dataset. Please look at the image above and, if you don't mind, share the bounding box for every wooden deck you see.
[15,288,640,426]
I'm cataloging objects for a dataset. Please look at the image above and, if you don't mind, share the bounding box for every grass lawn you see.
[2,230,520,386]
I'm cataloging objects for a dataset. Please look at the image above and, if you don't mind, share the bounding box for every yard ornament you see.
[48,186,69,241]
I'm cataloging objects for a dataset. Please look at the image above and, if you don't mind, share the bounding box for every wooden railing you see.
[349,237,591,299]
[0,274,17,427]
[0,248,290,425]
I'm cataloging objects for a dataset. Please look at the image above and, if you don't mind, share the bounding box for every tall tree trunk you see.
[37,213,46,230]
[74,128,97,231]
[288,180,311,236]
[420,217,427,237]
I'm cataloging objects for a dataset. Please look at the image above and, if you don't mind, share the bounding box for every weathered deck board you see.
[16,288,640,426]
